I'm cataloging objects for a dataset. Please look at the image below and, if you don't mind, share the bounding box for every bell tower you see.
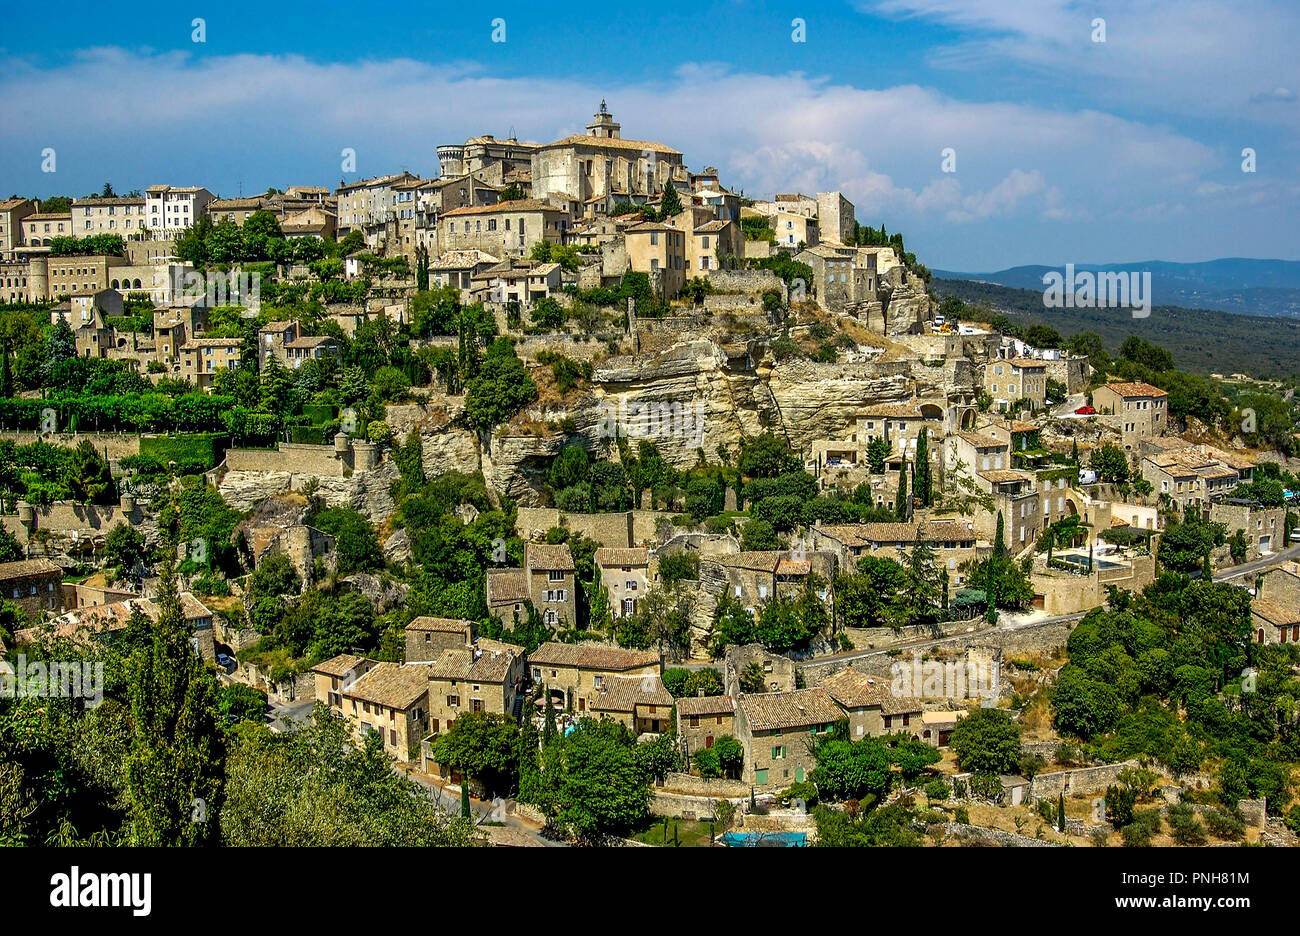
[586,100,621,139]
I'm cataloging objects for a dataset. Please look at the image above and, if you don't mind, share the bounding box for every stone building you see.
[0,559,65,618]
[486,542,577,628]
[1092,381,1169,453]
[72,196,148,237]
[594,546,650,618]
[587,673,674,734]
[339,662,433,763]
[677,694,737,760]
[0,197,36,258]
[437,199,568,259]
[1210,499,1288,561]
[985,357,1047,412]
[425,638,526,736]
[819,667,923,741]
[311,653,379,717]
[1251,564,1300,645]
[525,642,660,715]
[735,687,843,790]
[530,103,684,206]
[625,221,687,298]
[179,336,242,390]
[405,617,476,663]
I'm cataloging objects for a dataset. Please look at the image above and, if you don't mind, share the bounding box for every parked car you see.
[216,653,234,669]
[1074,405,1096,415]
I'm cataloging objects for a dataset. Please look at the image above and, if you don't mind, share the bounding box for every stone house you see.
[811,520,978,583]
[1209,499,1288,561]
[486,542,577,629]
[677,694,737,759]
[474,259,562,308]
[284,334,340,369]
[144,185,215,238]
[735,687,843,791]
[594,546,650,618]
[180,336,242,390]
[311,653,379,717]
[1092,381,1169,453]
[723,644,797,696]
[0,558,65,618]
[587,673,675,734]
[258,319,299,368]
[819,667,923,741]
[339,662,433,763]
[425,638,526,736]
[526,641,660,714]
[985,357,1047,412]
[438,199,568,259]
[1251,565,1300,645]
[405,616,476,663]
[625,221,687,299]
[428,249,501,299]
[14,592,216,662]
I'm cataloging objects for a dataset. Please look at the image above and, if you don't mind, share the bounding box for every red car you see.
[1074,405,1096,415]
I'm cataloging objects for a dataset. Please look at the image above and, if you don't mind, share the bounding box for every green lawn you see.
[630,817,718,847]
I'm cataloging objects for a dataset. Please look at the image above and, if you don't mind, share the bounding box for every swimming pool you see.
[720,831,807,847]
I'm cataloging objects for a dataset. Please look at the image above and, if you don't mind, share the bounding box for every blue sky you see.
[1,0,1296,270]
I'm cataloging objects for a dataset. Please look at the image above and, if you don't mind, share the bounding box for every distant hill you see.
[932,258,1300,319]
[929,277,1300,379]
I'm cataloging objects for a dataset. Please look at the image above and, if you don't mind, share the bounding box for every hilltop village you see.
[1,105,1298,848]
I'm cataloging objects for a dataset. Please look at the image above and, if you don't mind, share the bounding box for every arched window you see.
[133,278,142,288]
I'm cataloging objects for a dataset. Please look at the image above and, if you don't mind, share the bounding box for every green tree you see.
[124,562,225,845]
[948,707,1022,775]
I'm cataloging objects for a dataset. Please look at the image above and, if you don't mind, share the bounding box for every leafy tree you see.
[1089,443,1130,483]
[104,522,148,580]
[738,432,798,479]
[429,711,521,796]
[65,439,115,504]
[810,730,893,803]
[312,507,382,576]
[948,707,1022,775]
[465,340,537,432]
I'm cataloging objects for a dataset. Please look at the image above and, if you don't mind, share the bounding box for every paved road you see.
[1213,543,1300,581]
[403,770,567,847]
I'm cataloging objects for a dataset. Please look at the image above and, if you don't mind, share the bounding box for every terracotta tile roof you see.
[526,543,574,572]
[407,617,473,633]
[1251,600,1300,626]
[820,668,922,714]
[978,469,1035,484]
[1006,357,1047,368]
[956,431,1005,448]
[527,641,659,671]
[594,547,649,567]
[312,653,369,677]
[588,674,673,713]
[775,558,811,575]
[0,558,62,580]
[426,645,519,683]
[739,688,843,732]
[925,520,978,542]
[1100,381,1168,398]
[716,551,781,572]
[485,568,530,605]
[677,694,736,717]
[859,403,927,419]
[441,199,560,217]
[343,662,432,710]
[817,523,917,547]
[542,134,681,155]
[429,249,500,269]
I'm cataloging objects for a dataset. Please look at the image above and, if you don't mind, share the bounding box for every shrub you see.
[1203,805,1245,841]
[1167,802,1207,845]
[924,779,950,801]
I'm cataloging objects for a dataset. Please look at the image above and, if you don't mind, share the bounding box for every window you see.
[689,716,700,728]
[548,570,564,581]
[772,745,785,759]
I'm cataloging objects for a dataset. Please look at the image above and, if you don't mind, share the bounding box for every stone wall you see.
[1028,760,1140,802]
[705,269,785,296]
[1044,356,1091,395]
[945,823,1062,847]
[225,442,347,477]
[658,772,750,799]
[0,431,141,459]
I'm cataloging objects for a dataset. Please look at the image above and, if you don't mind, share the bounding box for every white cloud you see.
[0,47,1287,267]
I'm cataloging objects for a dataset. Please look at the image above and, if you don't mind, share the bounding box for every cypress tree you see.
[914,429,931,506]
[1202,548,1212,580]
[461,779,471,818]
[1058,792,1066,832]
[543,687,557,741]
[994,511,1006,558]
[125,559,225,845]
[895,456,909,520]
